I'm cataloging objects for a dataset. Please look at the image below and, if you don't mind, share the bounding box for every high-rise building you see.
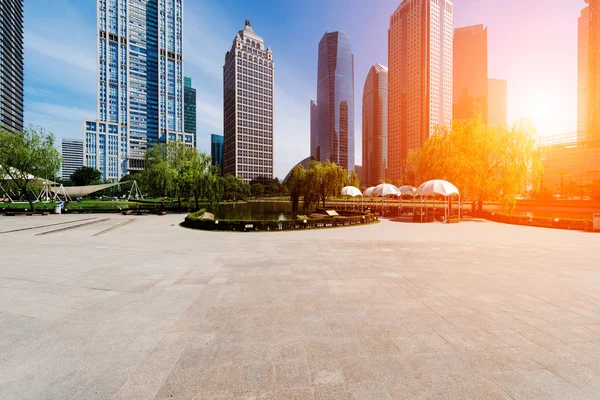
[453,25,488,122]
[0,0,24,134]
[488,79,508,126]
[315,31,355,171]
[310,100,318,159]
[61,138,84,181]
[83,0,189,181]
[362,64,388,186]
[184,77,197,147]
[388,0,453,182]
[223,20,274,182]
[211,134,224,174]
[580,3,590,143]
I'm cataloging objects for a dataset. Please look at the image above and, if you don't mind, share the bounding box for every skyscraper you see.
[184,77,197,147]
[83,0,189,181]
[488,79,508,126]
[453,25,488,122]
[315,31,355,171]
[0,0,24,134]
[579,3,590,143]
[362,64,388,186]
[310,99,318,159]
[588,0,600,144]
[223,20,274,182]
[388,0,453,182]
[211,134,224,174]
[61,138,84,181]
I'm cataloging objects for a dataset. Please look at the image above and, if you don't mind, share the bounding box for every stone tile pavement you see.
[1,214,600,399]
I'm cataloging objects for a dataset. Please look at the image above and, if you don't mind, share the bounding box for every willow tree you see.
[407,117,543,213]
[286,164,306,213]
[307,161,346,208]
[0,127,62,211]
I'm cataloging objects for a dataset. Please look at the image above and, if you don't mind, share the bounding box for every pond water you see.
[206,201,297,221]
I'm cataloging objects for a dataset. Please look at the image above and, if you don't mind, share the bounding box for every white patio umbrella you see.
[363,186,377,212]
[416,180,461,222]
[341,186,362,210]
[397,186,417,215]
[372,183,400,216]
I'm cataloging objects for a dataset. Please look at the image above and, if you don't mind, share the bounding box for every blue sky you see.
[24,0,581,179]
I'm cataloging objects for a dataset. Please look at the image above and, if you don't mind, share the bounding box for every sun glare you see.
[524,93,561,137]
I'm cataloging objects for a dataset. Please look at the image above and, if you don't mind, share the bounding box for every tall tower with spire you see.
[223,20,275,182]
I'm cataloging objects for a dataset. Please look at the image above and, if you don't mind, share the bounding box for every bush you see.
[481,211,593,232]
[182,212,377,232]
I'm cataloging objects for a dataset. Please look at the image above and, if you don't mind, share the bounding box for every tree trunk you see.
[27,195,35,212]
[195,193,199,210]
[478,199,484,214]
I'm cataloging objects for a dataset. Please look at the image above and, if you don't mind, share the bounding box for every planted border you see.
[182,211,377,232]
[481,211,595,232]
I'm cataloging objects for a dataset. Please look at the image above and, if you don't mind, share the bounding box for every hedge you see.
[482,211,595,232]
[182,212,377,232]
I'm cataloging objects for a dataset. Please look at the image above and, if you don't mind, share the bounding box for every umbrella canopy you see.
[341,186,362,197]
[372,183,400,197]
[398,186,417,196]
[363,186,376,197]
[417,180,460,197]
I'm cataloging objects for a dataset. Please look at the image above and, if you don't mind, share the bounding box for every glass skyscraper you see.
[0,0,24,134]
[362,64,388,186]
[211,134,224,174]
[61,138,84,181]
[184,77,196,147]
[315,31,354,171]
[84,0,189,181]
[223,20,275,182]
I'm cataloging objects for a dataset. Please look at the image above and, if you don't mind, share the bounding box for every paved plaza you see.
[1,214,600,399]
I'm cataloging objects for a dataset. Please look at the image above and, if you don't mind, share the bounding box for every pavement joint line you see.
[93,218,135,237]
[0,217,98,235]
[35,218,111,236]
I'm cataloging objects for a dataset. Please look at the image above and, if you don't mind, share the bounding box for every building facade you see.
[388,0,453,182]
[488,79,507,126]
[0,0,24,134]
[314,31,355,171]
[453,24,487,122]
[223,20,274,182]
[362,64,388,186]
[310,99,318,159]
[84,0,189,181]
[184,77,197,147]
[211,134,224,174]
[61,139,84,181]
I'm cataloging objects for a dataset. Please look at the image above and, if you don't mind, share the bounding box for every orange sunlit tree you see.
[406,117,544,213]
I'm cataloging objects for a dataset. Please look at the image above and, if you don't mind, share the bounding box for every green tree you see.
[346,170,360,188]
[285,164,307,213]
[221,174,251,201]
[251,182,265,197]
[0,127,62,211]
[70,166,101,186]
[407,117,543,213]
[307,161,346,208]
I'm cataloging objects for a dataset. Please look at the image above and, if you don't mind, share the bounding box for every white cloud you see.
[26,32,96,73]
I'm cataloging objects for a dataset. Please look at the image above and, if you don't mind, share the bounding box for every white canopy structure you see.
[363,186,376,197]
[341,186,362,197]
[341,186,362,211]
[417,180,459,197]
[417,179,461,222]
[372,183,400,197]
[49,182,121,198]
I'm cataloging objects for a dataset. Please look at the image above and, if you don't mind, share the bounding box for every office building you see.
[310,99,317,159]
[362,64,388,186]
[388,0,453,182]
[83,0,189,181]
[314,31,355,171]
[61,138,84,181]
[580,3,590,143]
[0,0,24,133]
[184,77,197,147]
[223,20,274,182]
[453,25,488,122]
[211,134,224,174]
[488,79,508,126]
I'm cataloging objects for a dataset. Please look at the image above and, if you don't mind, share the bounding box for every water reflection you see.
[206,201,296,221]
